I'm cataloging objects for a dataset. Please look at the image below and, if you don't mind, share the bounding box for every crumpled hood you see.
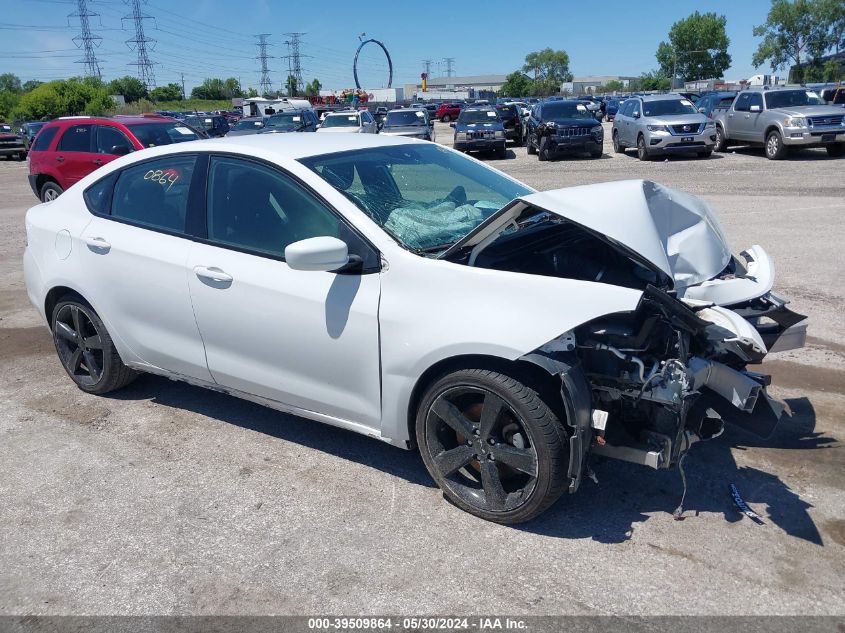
[443,179,731,290]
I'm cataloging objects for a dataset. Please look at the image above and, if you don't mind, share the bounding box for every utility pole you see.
[443,57,455,78]
[255,34,273,97]
[122,0,156,89]
[180,72,185,100]
[69,0,102,80]
[283,32,306,96]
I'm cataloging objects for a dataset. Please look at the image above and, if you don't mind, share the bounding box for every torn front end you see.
[524,284,806,493]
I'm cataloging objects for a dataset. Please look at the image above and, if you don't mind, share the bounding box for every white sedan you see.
[317,110,378,134]
[23,134,806,523]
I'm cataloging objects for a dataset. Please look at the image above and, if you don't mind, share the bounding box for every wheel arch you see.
[405,353,566,451]
[35,173,60,196]
[765,124,782,140]
[44,285,87,325]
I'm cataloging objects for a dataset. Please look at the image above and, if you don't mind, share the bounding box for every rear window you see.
[32,126,59,151]
[125,122,199,148]
[57,124,93,152]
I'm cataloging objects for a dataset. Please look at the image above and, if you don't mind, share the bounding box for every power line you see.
[69,0,103,79]
[122,0,156,89]
[255,34,273,96]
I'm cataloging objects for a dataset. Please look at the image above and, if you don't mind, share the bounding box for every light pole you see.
[672,48,714,89]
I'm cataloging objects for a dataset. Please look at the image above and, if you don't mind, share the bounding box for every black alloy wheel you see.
[417,369,570,524]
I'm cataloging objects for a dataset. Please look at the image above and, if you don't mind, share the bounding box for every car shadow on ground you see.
[722,146,844,161]
[519,397,831,545]
[109,374,435,488]
[109,379,830,544]
[620,151,725,162]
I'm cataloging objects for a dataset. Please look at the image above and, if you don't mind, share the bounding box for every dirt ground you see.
[0,123,843,616]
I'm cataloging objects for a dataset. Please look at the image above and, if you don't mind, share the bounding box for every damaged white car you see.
[23,135,807,524]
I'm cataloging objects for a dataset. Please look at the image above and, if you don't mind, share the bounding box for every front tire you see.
[765,130,787,160]
[636,134,651,161]
[526,131,536,155]
[538,136,550,161]
[442,114,451,123]
[415,368,570,524]
[698,149,713,158]
[826,143,845,157]
[51,297,138,394]
[40,181,63,202]
[714,125,728,152]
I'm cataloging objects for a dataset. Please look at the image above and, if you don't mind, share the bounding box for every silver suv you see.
[612,95,715,160]
[713,87,845,159]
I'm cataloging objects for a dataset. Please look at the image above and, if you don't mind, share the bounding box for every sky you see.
[0,0,777,94]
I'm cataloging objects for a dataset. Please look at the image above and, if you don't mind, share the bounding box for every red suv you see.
[435,102,464,122]
[27,115,202,202]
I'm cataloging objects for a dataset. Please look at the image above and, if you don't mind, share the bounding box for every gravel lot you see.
[0,121,843,616]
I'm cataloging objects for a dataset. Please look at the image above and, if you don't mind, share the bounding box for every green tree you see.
[0,73,23,94]
[522,48,572,87]
[22,80,43,92]
[823,58,843,81]
[602,79,625,92]
[107,76,148,103]
[150,83,183,102]
[191,77,243,100]
[752,0,830,80]
[0,91,20,120]
[656,11,731,84]
[499,71,533,97]
[11,78,113,120]
[222,77,243,98]
[304,78,322,96]
[638,71,672,91]
[285,74,298,97]
[246,87,259,98]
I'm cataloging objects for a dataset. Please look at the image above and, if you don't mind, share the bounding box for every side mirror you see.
[110,144,131,156]
[750,104,761,112]
[449,122,456,128]
[285,236,350,272]
[698,107,706,113]
[633,111,640,119]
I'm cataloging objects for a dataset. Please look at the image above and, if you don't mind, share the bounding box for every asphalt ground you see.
[0,120,843,616]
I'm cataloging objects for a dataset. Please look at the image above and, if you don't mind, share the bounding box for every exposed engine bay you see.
[442,185,808,487]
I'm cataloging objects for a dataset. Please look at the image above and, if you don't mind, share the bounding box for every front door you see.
[186,155,382,427]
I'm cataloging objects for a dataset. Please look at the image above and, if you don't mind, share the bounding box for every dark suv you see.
[259,109,319,133]
[452,107,507,158]
[494,103,524,145]
[526,100,604,160]
[27,115,202,202]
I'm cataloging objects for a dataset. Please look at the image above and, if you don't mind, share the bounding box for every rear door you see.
[79,153,212,381]
[55,123,100,186]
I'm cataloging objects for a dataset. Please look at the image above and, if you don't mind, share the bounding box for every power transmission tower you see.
[122,0,156,89]
[443,57,455,78]
[282,32,306,96]
[69,0,102,80]
[422,59,432,76]
[255,34,273,97]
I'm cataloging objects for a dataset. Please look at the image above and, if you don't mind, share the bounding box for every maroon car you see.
[435,102,464,122]
[0,123,26,160]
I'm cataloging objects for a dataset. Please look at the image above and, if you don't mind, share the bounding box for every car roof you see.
[640,94,686,102]
[324,110,360,116]
[197,131,420,159]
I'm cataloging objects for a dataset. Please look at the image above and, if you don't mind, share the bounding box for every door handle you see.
[194,266,233,283]
[728,113,734,117]
[56,156,64,162]
[83,236,111,251]
[92,158,103,165]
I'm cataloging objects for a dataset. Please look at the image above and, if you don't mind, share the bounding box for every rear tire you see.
[51,297,138,395]
[415,368,570,524]
[612,130,625,153]
[765,130,787,160]
[826,143,845,157]
[40,181,63,202]
[442,114,451,123]
[526,131,536,155]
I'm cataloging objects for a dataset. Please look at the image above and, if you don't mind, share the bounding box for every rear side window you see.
[32,126,59,151]
[83,172,118,215]
[57,124,93,152]
[110,155,197,233]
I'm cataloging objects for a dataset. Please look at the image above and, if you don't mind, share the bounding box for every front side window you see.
[57,124,93,152]
[734,93,752,112]
[300,144,532,253]
[206,156,344,258]
[111,155,196,233]
[96,125,133,154]
[32,125,59,151]
[748,93,764,110]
